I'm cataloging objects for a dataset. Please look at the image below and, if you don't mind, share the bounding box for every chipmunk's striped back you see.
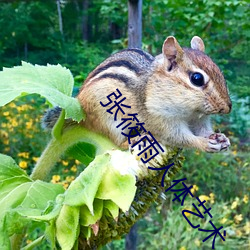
[77,48,155,145]
[83,48,155,89]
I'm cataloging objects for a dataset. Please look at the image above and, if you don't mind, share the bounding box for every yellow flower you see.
[182,207,193,217]
[9,102,16,108]
[236,229,243,236]
[209,193,215,204]
[3,138,9,145]
[232,150,237,156]
[243,195,248,204]
[199,195,210,202]
[195,150,200,155]
[63,182,69,189]
[194,238,201,246]
[190,184,199,195]
[62,160,69,166]
[223,205,228,210]
[179,247,186,250]
[0,130,8,138]
[26,121,33,129]
[3,111,9,116]
[18,152,29,159]
[19,161,28,169]
[235,157,242,163]
[234,214,243,224]
[32,157,39,163]
[71,165,77,172]
[4,147,10,152]
[17,105,31,112]
[75,159,81,165]
[231,201,238,209]
[66,176,75,182]
[220,217,227,224]
[11,119,18,127]
[244,221,250,234]
[231,198,240,209]
[221,162,228,167]
[51,175,61,183]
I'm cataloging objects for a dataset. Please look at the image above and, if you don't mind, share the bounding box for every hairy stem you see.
[30,126,118,181]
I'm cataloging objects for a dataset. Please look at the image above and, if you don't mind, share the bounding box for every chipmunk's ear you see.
[191,36,205,52]
[162,36,184,63]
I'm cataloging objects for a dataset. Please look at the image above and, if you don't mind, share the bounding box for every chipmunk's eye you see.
[190,72,204,87]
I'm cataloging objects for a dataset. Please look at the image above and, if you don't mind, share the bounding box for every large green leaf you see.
[96,166,136,212]
[20,181,64,212]
[0,176,32,201]
[56,205,80,250]
[64,150,137,215]
[0,154,65,248]
[0,62,84,122]
[0,154,30,181]
[65,142,96,165]
[64,153,110,213]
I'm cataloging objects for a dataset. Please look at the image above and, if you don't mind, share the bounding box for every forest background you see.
[0,0,249,249]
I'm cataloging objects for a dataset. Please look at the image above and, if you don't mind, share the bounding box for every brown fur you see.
[77,36,231,152]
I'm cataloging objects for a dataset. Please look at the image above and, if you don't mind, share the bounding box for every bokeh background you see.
[0,1,249,249]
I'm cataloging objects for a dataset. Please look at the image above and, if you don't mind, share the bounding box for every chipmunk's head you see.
[149,36,232,118]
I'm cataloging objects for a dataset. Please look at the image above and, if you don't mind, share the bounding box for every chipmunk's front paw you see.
[206,133,230,152]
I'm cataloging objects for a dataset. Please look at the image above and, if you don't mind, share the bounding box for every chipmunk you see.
[43,36,232,153]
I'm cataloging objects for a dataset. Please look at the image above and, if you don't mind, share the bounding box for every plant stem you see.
[30,126,118,181]
[10,232,25,250]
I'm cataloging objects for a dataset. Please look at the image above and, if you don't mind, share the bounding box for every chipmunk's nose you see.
[219,101,232,114]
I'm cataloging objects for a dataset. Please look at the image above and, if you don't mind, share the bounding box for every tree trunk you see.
[125,223,137,250]
[56,0,63,36]
[82,0,89,41]
[128,0,142,49]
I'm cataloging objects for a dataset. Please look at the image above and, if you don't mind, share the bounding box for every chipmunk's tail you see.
[41,106,62,130]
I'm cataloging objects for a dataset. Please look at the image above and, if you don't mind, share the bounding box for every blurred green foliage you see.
[0,0,249,249]
[0,0,249,97]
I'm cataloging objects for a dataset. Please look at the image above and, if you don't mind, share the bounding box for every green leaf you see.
[1,181,64,238]
[0,154,30,181]
[64,153,111,213]
[20,181,64,213]
[65,142,96,165]
[0,182,32,218]
[0,182,32,247]
[0,154,65,244]
[0,62,85,122]
[80,226,92,240]
[96,166,136,212]
[45,220,56,249]
[27,198,63,222]
[0,176,32,201]
[28,204,62,221]
[103,200,119,219]
[79,199,103,226]
[0,231,10,250]
[3,210,30,237]
[56,205,80,250]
